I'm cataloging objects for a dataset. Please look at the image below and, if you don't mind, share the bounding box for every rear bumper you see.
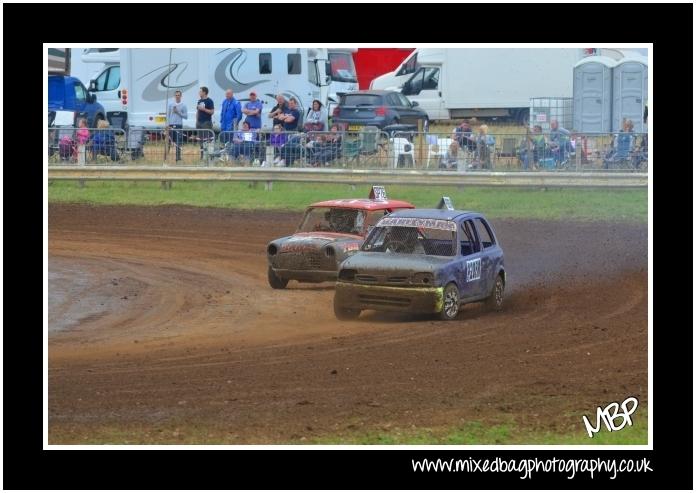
[272,268,337,283]
[335,282,443,313]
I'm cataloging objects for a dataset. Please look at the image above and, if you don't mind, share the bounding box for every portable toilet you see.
[572,56,616,133]
[612,55,648,132]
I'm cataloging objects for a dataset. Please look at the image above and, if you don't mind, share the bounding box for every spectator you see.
[196,86,215,159]
[242,91,263,129]
[473,124,493,169]
[268,94,288,128]
[454,119,475,153]
[278,97,301,131]
[229,121,260,163]
[92,119,119,162]
[303,99,327,132]
[269,124,288,165]
[520,125,547,170]
[549,119,571,165]
[167,90,188,161]
[603,119,635,169]
[440,139,459,170]
[75,118,90,164]
[220,89,242,144]
[309,124,342,166]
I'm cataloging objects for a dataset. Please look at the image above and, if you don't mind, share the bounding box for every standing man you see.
[196,86,215,159]
[268,94,288,128]
[220,89,242,144]
[167,90,188,162]
[242,91,263,130]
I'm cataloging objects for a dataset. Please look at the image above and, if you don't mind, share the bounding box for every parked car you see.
[266,187,415,288]
[333,198,505,320]
[48,75,105,128]
[331,90,429,132]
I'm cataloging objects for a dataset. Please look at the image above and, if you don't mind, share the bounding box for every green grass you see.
[314,413,648,445]
[48,181,647,222]
[50,412,648,445]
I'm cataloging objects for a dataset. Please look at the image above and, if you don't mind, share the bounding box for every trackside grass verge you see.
[48,181,647,222]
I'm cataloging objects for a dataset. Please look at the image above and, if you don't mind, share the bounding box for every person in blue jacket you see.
[220,89,242,144]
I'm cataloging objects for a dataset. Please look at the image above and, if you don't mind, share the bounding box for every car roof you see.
[309,199,415,211]
[386,208,481,221]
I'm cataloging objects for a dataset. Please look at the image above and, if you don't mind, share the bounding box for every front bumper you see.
[271,268,337,283]
[335,282,444,313]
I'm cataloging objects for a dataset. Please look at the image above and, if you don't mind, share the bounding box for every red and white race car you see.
[266,187,415,288]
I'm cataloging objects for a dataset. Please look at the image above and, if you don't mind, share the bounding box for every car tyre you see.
[485,274,505,311]
[439,282,460,320]
[268,265,288,289]
[334,297,360,320]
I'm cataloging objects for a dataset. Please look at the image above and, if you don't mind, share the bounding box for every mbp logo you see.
[582,397,639,438]
[466,258,481,282]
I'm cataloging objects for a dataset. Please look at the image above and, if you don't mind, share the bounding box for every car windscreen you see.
[297,207,365,235]
[341,94,383,107]
[362,219,457,256]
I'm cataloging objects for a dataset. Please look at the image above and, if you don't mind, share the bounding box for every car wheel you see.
[485,274,505,311]
[267,265,288,289]
[334,297,360,320]
[439,282,460,320]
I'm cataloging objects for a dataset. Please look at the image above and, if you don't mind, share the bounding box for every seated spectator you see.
[519,125,548,170]
[549,119,571,165]
[269,124,288,165]
[303,99,327,132]
[472,124,494,169]
[454,119,475,152]
[229,121,261,162]
[92,119,119,161]
[309,124,343,166]
[603,119,635,169]
[439,139,459,170]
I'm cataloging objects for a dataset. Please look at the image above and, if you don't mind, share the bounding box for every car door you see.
[401,66,444,121]
[72,80,90,123]
[473,216,504,296]
[395,92,420,126]
[456,219,485,300]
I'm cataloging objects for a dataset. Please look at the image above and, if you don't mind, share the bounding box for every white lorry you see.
[369,48,589,123]
[114,48,357,130]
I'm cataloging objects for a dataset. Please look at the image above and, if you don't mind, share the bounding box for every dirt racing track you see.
[48,204,648,443]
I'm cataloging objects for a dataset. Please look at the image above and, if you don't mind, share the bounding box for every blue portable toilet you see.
[572,56,616,133]
[612,55,648,132]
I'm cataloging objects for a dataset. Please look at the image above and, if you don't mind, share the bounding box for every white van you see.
[370,48,648,123]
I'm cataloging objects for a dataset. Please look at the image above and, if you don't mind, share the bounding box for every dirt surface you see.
[48,204,648,443]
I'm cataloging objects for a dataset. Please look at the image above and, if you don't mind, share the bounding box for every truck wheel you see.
[485,274,505,311]
[268,266,288,289]
[334,297,360,320]
[439,283,460,320]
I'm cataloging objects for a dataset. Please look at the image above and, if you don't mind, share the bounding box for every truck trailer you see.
[370,48,587,123]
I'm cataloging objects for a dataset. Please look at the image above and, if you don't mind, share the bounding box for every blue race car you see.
[333,198,505,320]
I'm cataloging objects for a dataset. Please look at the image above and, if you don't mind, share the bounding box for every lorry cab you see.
[48,75,105,128]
